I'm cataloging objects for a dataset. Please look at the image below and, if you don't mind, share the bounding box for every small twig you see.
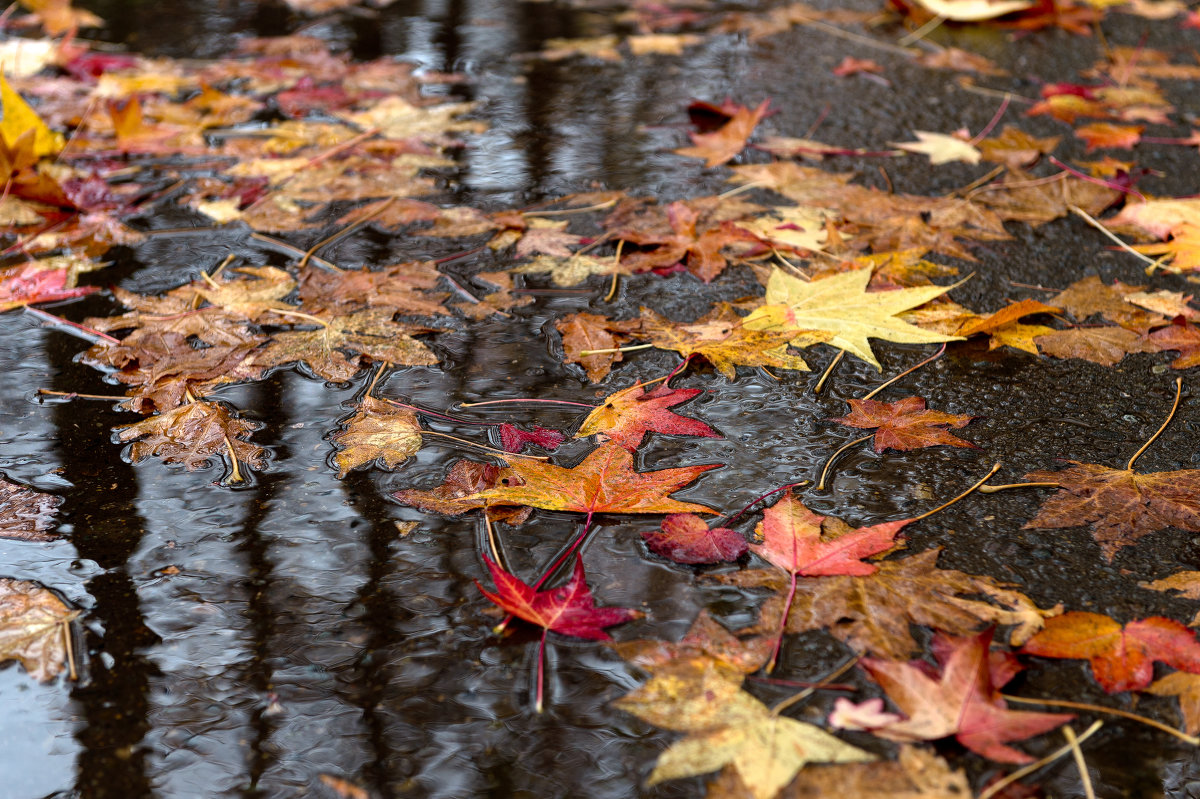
[423,430,549,459]
[301,197,396,268]
[976,721,1104,799]
[1068,205,1158,268]
[817,434,873,490]
[247,233,342,272]
[770,655,860,716]
[483,504,503,568]
[813,349,844,394]
[861,343,946,401]
[1002,694,1199,745]
[1052,157,1146,202]
[578,343,653,356]
[457,397,594,409]
[1127,377,1183,471]
[267,308,331,327]
[37,389,129,401]
[533,198,618,215]
[720,482,809,527]
[969,93,1012,145]
[910,463,1001,521]
[1064,725,1096,799]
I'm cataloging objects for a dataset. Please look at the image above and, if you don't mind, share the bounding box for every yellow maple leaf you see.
[891,131,981,165]
[0,74,63,158]
[743,267,963,370]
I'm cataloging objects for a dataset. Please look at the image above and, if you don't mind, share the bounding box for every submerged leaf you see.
[0,579,79,682]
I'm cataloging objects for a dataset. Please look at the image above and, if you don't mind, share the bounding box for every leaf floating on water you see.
[0,579,79,682]
[116,400,267,474]
[330,396,423,477]
[0,479,61,542]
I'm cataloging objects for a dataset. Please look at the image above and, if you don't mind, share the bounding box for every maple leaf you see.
[555,312,642,383]
[0,262,98,312]
[675,99,770,168]
[640,303,814,379]
[1148,319,1200,369]
[0,478,61,542]
[613,609,773,674]
[977,126,1060,168]
[116,400,267,474]
[614,659,873,799]
[0,73,63,159]
[1023,611,1200,693]
[1052,275,1162,332]
[329,396,422,477]
[478,554,641,640]
[253,307,438,381]
[891,131,981,165]
[575,383,719,450]
[956,298,1061,355]
[911,0,1034,20]
[297,261,450,317]
[1035,326,1157,366]
[743,267,961,369]
[752,494,906,576]
[832,397,976,452]
[641,513,747,564]
[860,629,1072,763]
[722,548,1058,658]
[617,201,759,283]
[0,578,79,682]
[1134,224,1200,274]
[1022,461,1200,559]
[782,745,971,799]
[464,441,719,516]
[1075,122,1144,151]
[392,459,531,525]
[515,253,626,287]
[497,424,564,453]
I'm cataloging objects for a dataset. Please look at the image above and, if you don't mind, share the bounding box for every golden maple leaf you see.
[743,267,962,369]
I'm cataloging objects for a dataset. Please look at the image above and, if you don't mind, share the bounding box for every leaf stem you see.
[1064,725,1096,799]
[817,434,873,490]
[767,567,798,673]
[379,396,497,425]
[268,308,330,327]
[248,232,342,272]
[495,511,596,635]
[37,389,130,401]
[813,349,844,394]
[1127,377,1183,471]
[976,721,1104,799]
[300,196,395,268]
[577,343,653,356]
[769,655,860,716]
[457,398,595,409]
[604,240,624,303]
[977,481,1060,493]
[909,463,1000,521]
[62,621,76,681]
[23,307,120,344]
[861,343,947,401]
[223,434,245,484]
[536,627,548,713]
[422,430,549,460]
[1068,204,1158,267]
[1001,694,1199,744]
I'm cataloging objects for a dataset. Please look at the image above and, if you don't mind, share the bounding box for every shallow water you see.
[4,1,1200,797]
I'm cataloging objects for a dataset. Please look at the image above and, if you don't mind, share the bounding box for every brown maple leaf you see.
[392,459,531,525]
[1023,461,1200,560]
[253,307,438,381]
[640,304,814,379]
[0,479,61,542]
[956,298,1061,355]
[675,99,770,168]
[976,126,1060,169]
[1035,325,1157,366]
[463,441,719,516]
[0,579,79,682]
[832,397,976,452]
[1147,319,1200,369]
[297,261,449,317]
[782,745,971,799]
[329,396,422,477]
[1053,275,1163,332]
[116,400,267,474]
[613,609,773,675]
[720,548,1057,659]
[555,312,641,383]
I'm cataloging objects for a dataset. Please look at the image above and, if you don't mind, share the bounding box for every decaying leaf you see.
[555,312,642,383]
[782,745,971,799]
[330,396,422,477]
[642,513,747,564]
[392,459,530,525]
[613,609,773,675]
[1145,671,1200,735]
[0,579,79,682]
[676,99,771,168]
[116,400,267,473]
[832,397,976,452]
[0,478,61,542]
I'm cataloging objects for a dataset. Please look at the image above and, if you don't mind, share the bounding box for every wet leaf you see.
[465,441,720,516]
[392,459,530,525]
[0,479,61,542]
[832,397,976,452]
[676,99,770,168]
[330,396,422,477]
[1035,325,1157,366]
[497,424,565,453]
[116,400,267,473]
[860,629,1072,763]
[614,659,873,799]
[1022,461,1200,559]
[0,262,98,312]
[977,126,1060,168]
[751,493,907,576]
[613,609,772,674]
[1022,611,1200,692]
[555,312,642,383]
[642,513,747,564]
[891,131,981,165]
[743,267,961,370]
[575,383,719,450]
[956,298,1061,354]
[0,579,79,682]
[783,745,971,799]
[1145,671,1200,734]
[0,73,63,158]
[477,555,641,640]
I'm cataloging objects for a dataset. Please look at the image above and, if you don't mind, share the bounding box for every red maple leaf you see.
[751,493,906,577]
[861,629,1073,763]
[641,513,747,564]
[498,424,565,453]
[575,383,719,450]
[0,264,98,312]
[477,555,642,711]
[1021,611,1200,693]
[832,397,976,452]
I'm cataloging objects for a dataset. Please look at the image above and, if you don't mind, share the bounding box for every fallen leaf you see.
[912,0,1034,21]
[392,459,531,525]
[832,57,884,77]
[478,555,641,640]
[1035,326,1157,366]
[783,745,971,799]
[1022,461,1200,559]
[515,253,622,286]
[832,397,976,452]
[957,297,1061,355]
[614,609,773,674]
[555,312,642,383]
[575,383,719,450]
[297,261,450,317]
[676,99,770,168]
[891,131,982,165]
[0,578,79,681]
[497,424,565,453]
[329,396,422,477]
[0,262,98,312]
[1023,611,1200,692]
[743,267,961,370]
[464,442,718,516]
[0,478,61,542]
[1140,570,1200,600]
[1075,122,1144,150]
[614,659,874,799]
[0,73,63,158]
[752,493,907,576]
[1145,671,1200,734]
[1147,319,1200,369]
[1053,275,1161,331]
[116,400,267,473]
[642,513,747,564]
[977,126,1060,168]
[861,629,1072,763]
